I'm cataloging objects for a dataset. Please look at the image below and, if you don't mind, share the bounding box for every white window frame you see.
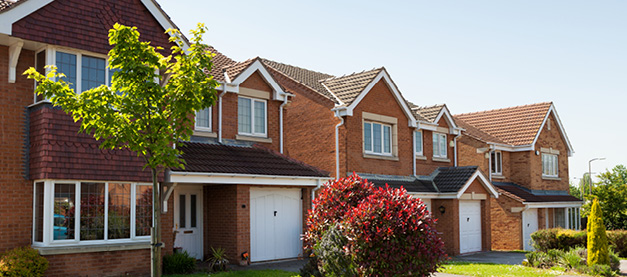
[415,130,423,156]
[194,107,212,132]
[237,96,267,137]
[554,208,566,229]
[567,207,581,230]
[432,132,448,158]
[32,180,152,247]
[364,121,392,156]
[34,47,112,103]
[491,151,502,175]
[542,153,559,177]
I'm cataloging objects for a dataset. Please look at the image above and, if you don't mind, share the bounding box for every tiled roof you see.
[261,59,336,102]
[455,117,507,145]
[0,0,19,12]
[357,173,437,193]
[432,166,479,193]
[455,102,552,146]
[207,46,237,83]
[223,58,256,82]
[320,68,383,106]
[494,182,582,203]
[413,104,444,123]
[177,142,329,177]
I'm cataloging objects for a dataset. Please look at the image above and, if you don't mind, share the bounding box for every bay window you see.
[432,133,447,158]
[542,153,558,177]
[364,122,392,155]
[491,151,502,175]
[33,181,152,246]
[238,97,267,137]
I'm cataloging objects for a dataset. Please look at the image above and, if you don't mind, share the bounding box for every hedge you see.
[531,228,627,257]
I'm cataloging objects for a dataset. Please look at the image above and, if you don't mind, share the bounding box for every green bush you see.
[607,230,627,257]
[312,223,357,277]
[162,251,196,275]
[524,246,619,276]
[530,228,627,258]
[588,199,609,266]
[0,246,48,277]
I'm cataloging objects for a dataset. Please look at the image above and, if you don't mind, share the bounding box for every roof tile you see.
[320,68,382,106]
[494,182,581,203]
[261,59,336,102]
[432,166,478,193]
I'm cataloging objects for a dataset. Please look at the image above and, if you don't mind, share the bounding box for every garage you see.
[459,200,482,253]
[250,187,302,262]
[522,208,538,251]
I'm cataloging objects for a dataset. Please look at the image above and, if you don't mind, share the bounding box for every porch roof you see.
[494,182,582,203]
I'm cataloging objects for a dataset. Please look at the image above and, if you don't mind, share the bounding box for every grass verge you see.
[165,269,299,277]
[440,261,569,277]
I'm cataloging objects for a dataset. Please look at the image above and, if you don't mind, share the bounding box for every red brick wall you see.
[490,196,524,250]
[44,249,150,276]
[12,0,172,55]
[240,71,272,92]
[458,136,489,172]
[529,113,570,191]
[432,199,459,255]
[267,67,339,177]
[0,46,35,252]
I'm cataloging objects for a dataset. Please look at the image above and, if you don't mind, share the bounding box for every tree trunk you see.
[151,168,162,277]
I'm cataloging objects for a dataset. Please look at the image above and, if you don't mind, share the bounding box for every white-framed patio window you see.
[414,130,423,156]
[364,121,392,156]
[432,132,447,158]
[238,96,267,137]
[195,107,212,131]
[542,153,558,177]
[567,207,581,230]
[491,151,502,175]
[32,180,152,246]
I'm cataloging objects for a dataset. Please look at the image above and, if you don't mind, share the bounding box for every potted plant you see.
[207,247,229,272]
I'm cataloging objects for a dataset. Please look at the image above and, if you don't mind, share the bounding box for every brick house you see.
[455,102,581,251]
[0,0,329,275]
[262,60,500,255]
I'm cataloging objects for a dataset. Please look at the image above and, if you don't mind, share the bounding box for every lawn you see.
[439,261,576,277]
[165,270,298,277]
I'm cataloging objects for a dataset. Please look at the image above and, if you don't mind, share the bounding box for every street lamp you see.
[588,157,605,194]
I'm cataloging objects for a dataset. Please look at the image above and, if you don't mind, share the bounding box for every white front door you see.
[174,187,203,259]
[459,200,482,253]
[522,208,539,251]
[250,187,302,262]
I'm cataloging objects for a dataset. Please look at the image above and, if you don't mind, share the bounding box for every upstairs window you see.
[491,151,502,175]
[364,122,392,155]
[432,133,447,158]
[542,153,558,177]
[415,131,423,156]
[238,96,266,137]
[195,107,211,131]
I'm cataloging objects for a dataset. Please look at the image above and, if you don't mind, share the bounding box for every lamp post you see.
[588,157,605,194]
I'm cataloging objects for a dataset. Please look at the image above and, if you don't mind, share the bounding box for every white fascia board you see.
[231,60,287,101]
[168,171,331,186]
[490,143,534,152]
[344,70,417,127]
[433,105,459,130]
[523,201,582,208]
[417,121,438,131]
[408,192,458,199]
[0,0,54,35]
[217,82,239,93]
[456,170,499,199]
[139,0,189,51]
[530,104,575,157]
[333,106,351,117]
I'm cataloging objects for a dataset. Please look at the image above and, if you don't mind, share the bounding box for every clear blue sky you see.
[159,0,626,184]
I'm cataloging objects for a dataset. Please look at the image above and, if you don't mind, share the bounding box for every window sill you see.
[193,130,217,138]
[492,174,505,179]
[415,155,427,161]
[432,157,451,163]
[542,176,562,181]
[363,153,399,161]
[236,134,272,143]
[34,241,151,255]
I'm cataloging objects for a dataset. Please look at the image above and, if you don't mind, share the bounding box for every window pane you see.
[254,100,266,134]
[373,123,382,153]
[108,183,131,239]
[81,56,106,92]
[433,133,439,157]
[179,195,186,228]
[56,52,77,91]
[440,135,447,157]
[196,107,210,129]
[54,183,75,240]
[491,152,496,173]
[80,182,105,240]
[364,123,372,151]
[555,208,566,228]
[135,185,152,237]
[238,98,251,134]
[34,182,44,242]
[191,195,197,228]
[415,131,422,154]
[383,125,391,153]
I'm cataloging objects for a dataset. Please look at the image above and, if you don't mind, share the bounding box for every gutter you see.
[334,110,345,179]
[218,79,228,143]
[279,96,288,154]
[453,128,462,167]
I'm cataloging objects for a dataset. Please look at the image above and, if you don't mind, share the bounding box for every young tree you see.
[25,23,218,276]
[587,199,609,266]
[582,165,627,229]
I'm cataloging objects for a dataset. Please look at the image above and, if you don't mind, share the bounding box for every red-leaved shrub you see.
[303,174,447,276]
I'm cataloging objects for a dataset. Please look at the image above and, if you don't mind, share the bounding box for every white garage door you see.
[459,200,482,253]
[250,187,302,262]
[522,208,539,251]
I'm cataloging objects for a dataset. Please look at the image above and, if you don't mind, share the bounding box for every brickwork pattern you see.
[44,249,150,276]
[490,196,523,250]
